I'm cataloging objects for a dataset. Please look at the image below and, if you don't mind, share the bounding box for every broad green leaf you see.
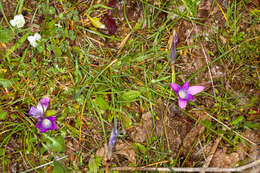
[5,31,31,58]
[88,157,98,173]
[230,115,244,126]
[53,46,62,57]
[46,110,58,116]
[0,110,8,120]
[0,29,14,43]
[0,78,12,87]
[133,143,147,153]
[244,121,260,130]
[95,96,109,110]
[120,90,140,102]
[52,161,70,173]
[45,135,66,153]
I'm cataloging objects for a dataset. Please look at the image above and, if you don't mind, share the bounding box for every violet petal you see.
[36,97,49,113]
[188,86,205,95]
[186,94,194,101]
[178,99,187,109]
[170,30,178,62]
[35,119,43,129]
[29,106,43,119]
[182,81,189,90]
[170,83,181,93]
[36,117,57,133]
[47,117,58,130]
[108,127,119,149]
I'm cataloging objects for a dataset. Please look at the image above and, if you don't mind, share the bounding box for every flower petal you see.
[35,117,57,133]
[10,19,15,26]
[170,30,178,62]
[36,97,49,113]
[186,94,194,101]
[188,86,205,95]
[29,106,43,119]
[182,81,189,90]
[40,128,48,133]
[178,99,187,109]
[170,83,181,93]
[35,119,42,129]
[47,116,56,122]
[109,127,119,149]
[34,33,41,40]
[47,116,58,130]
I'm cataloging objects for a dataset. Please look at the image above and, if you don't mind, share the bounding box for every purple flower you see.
[108,127,119,149]
[107,121,120,160]
[29,97,57,133]
[104,15,117,35]
[35,117,57,133]
[29,97,49,119]
[170,81,205,109]
[170,30,178,63]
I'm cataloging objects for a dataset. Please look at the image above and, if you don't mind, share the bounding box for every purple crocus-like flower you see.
[108,127,119,149]
[107,121,120,160]
[170,30,178,63]
[170,81,205,109]
[29,97,57,133]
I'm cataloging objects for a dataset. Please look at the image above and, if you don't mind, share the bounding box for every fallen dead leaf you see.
[210,147,240,168]
[182,111,211,156]
[130,112,153,143]
[115,140,136,164]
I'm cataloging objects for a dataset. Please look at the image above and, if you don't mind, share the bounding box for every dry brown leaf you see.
[182,111,210,155]
[130,112,153,143]
[210,147,240,168]
[96,144,107,165]
[115,140,136,164]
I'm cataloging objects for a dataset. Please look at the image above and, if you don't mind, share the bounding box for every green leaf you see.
[133,143,147,153]
[95,96,109,110]
[88,157,98,173]
[53,46,62,57]
[0,110,8,120]
[52,161,70,173]
[244,121,260,130]
[46,110,58,116]
[0,29,14,43]
[120,90,140,102]
[45,135,66,153]
[230,115,244,126]
[5,31,31,59]
[0,78,12,87]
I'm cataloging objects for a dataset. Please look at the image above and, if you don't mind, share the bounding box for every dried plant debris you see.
[130,112,153,143]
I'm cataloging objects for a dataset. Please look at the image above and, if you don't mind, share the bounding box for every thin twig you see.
[200,135,223,173]
[111,159,260,172]
[205,112,257,146]
[21,155,68,173]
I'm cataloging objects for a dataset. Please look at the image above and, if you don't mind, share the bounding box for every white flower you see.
[10,14,25,28]
[55,23,62,28]
[27,33,41,47]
